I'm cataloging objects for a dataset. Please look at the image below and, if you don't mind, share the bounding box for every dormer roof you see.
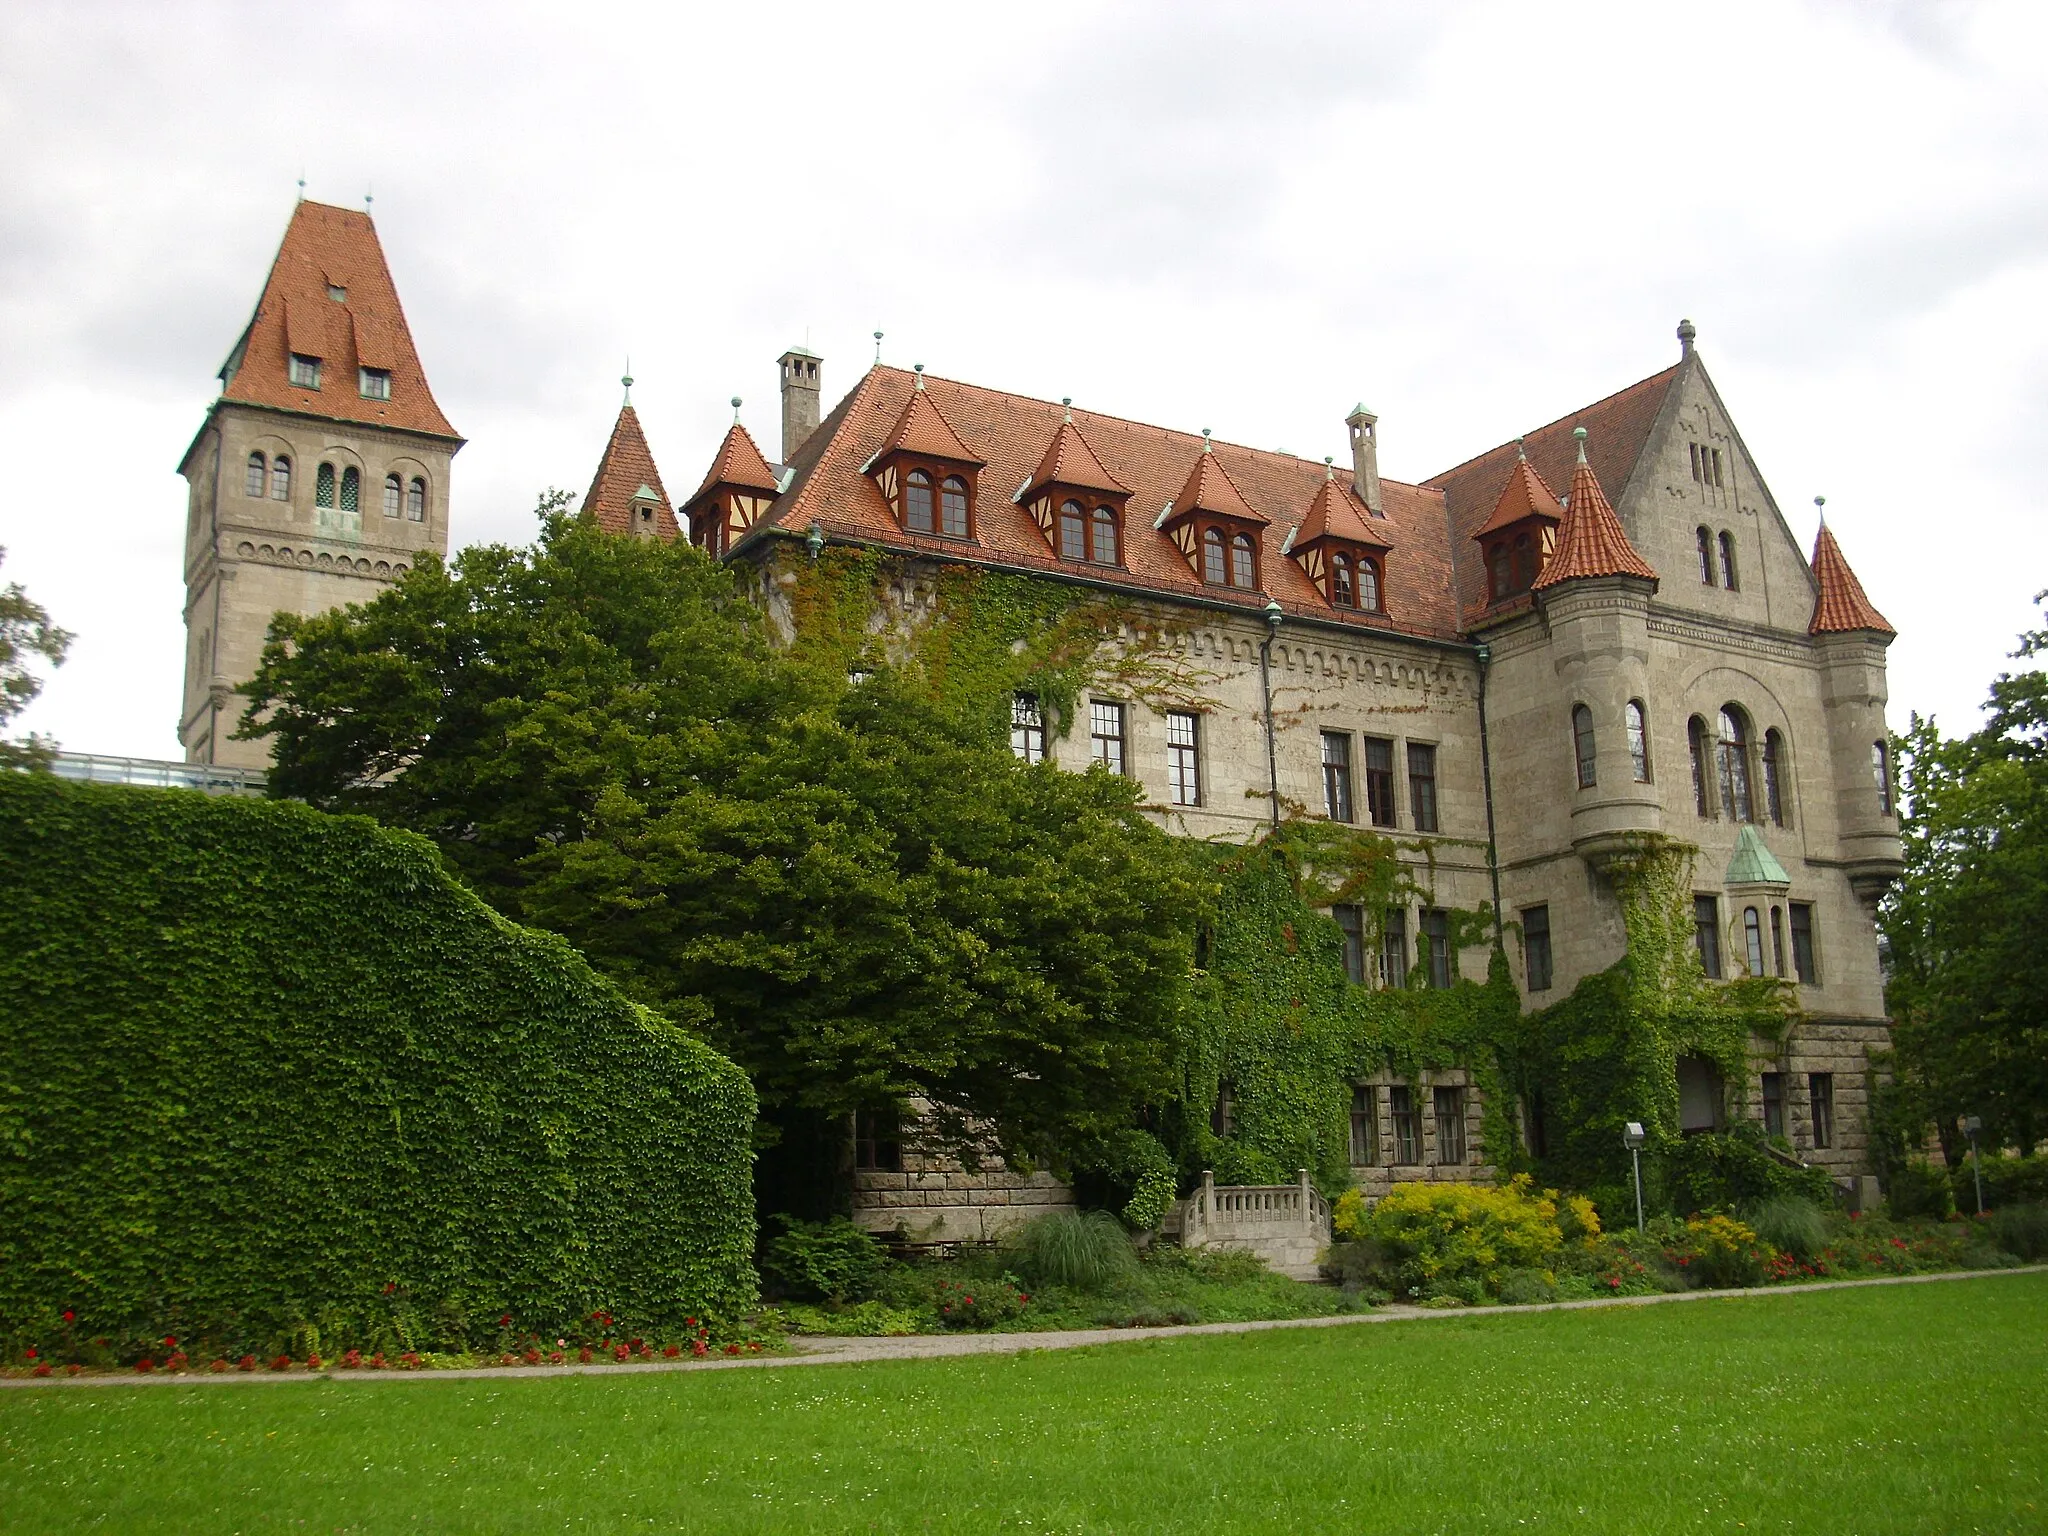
[1534,437,1657,588]
[1169,444,1268,527]
[1808,521,1894,636]
[1471,455,1564,542]
[869,381,983,469]
[1725,823,1791,887]
[1294,472,1391,551]
[689,420,782,504]
[582,403,675,537]
[1022,418,1129,501]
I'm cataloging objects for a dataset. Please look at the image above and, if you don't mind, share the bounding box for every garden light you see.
[1961,1115,1984,1215]
[1622,1121,1647,1232]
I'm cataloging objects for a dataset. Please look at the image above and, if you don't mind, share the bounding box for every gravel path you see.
[6,1266,2039,1389]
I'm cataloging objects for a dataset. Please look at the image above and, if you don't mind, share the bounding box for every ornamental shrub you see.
[1743,1195,1829,1262]
[0,777,756,1362]
[1660,1127,1835,1215]
[761,1217,887,1303]
[1887,1160,1955,1221]
[1951,1153,2048,1213]
[1357,1175,1564,1295]
[1008,1210,1137,1293]
[1670,1214,1773,1289]
[1987,1203,2048,1261]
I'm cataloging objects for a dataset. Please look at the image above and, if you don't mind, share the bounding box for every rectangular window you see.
[1789,902,1818,985]
[1350,1085,1378,1166]
[1381,907,1410,989]
[853,1108,902,1173]
[1809,1072,1835,1150]
[1421,908,1453,989]
[1694,895,1722,979]
[288,353,322,389]
[1761,1072,1786,1140]
[1770,906,1787,978]
[1334,905,1366,984]
[1010,693,1045,764]
[1712,448,1725,489]
[1389,1085,1420,1164]
[1433,1086,1467,1165]
[1407,742,1439,832]
[1167,711,1202,807]
[1689,442,1702,483]
[1362,736,1396,827]
[1321,732,1354,822]
[1089,700,1126,775]
[1522,904,1553,992]
[358,367,391,400]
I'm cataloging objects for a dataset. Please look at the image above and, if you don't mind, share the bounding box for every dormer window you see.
[1230,531,1256,588]
[1164,440,1268,591]
[1471,454,1560,607]
[907,470,935,532]
[866,380,985,542]
[327,283,347,303]
[289,354,321,390]
[1292,469,1390,613]
[1484,532,1542,600]
[359,367,391,401]
[1020,414,1130,568]
[1328,551,1383,612]
[941,476,969,538]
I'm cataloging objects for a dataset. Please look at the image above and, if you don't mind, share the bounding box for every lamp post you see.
[1622,1121,1647,1233]
[1961,1114,1985,1216]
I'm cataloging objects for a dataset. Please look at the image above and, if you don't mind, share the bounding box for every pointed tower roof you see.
[1534,430,1657,589]
[1022,416,1128,500]
[218,199,459,440]
[582,403,674,535]
[1169,440,1268,526]
[1726,824,1791,887]
[870,377,984,468]
[1809,516,1894,636]
[691,419,782,503]
[1294,469,1391,550]
[1472,453,1564,541]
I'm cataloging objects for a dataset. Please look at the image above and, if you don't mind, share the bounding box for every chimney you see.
[778,347,821,463]
[1345,403,1382,515]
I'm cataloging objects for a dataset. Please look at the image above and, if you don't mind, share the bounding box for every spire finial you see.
[1062,396,1072,424]
[873,331,883,365]
[364,186,373,214]
[1814,493,1827,526]
[1202,427,1213,454]
[1514,435,1527,462]
[296,171,306,202]
[1324,455,1335,481]
[621,360,633,406]
[913,363,925,391]
[731,396,742,423]
[1572,425,1588,464]
[1677,318,1697,358]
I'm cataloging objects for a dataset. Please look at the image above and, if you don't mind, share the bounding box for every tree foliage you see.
[0,545,71,769]
[241,501,1197,1181]
[1882,595,2048,1156]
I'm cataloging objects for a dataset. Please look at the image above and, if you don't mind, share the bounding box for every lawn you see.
[1,1275,2042,1534]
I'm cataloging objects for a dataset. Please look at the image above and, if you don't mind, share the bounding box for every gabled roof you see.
[1022,418,1129,500]
[1726,824,1791,887]
[870,382,983,468]
[1170,443,1269,527]
[1809,521,1894,637]
[218,200,459,440]
[689,420,781,505]
[1471,455,1563,541]
[1295,472,1391,550]
[1533,434,1657,588]
[582,403,676,537]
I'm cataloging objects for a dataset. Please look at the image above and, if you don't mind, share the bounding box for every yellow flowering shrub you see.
[1674,1213,1773,1288]
[1356,1175,1565,1290]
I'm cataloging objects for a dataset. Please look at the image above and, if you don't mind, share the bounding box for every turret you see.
[1807,505,1902,909]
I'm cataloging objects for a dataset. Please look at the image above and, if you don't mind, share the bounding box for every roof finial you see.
[621,360,633,406]
[1062,396,1072,424]
[296,171,306,202]
[1573,425,1588,463]
[873,331,883,365]
[1324,455,1335,481]
[1202,427,1213,454]
[913,363,925,391]
[1514,435,1527,462]
[1814,493,1826,526]
[364,184,374,214]
[1677,318,1697,358]
[731,395,743,423]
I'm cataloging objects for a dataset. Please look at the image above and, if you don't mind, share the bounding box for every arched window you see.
[940,475,969,538]
[1626,700,1651,783]
[1697,526,1716,585]
[1059,500,1086,560]
[1358,557,1380,613]
[1572,704,1597,789]
[1719,531,1739,591]
[315,462,336,509]
[383,473,402,517]
[1511,532,1536,591]
[1489,542,1510,600]
[1873,739,1893,814]
[245,452,267,497]
[1717,707,1754,822]
[1689,715,1712,817]
[339,466,360,514]
[1763,729,1787,826]
[270,455,292,500]
[1089,505,1118,565]
[1202,528,1227,584]
[1230,532,1255,589]
[1743,907,1765,978]
[1332,553,1355,608]
[407,477,426,521]
[905,470,935,533]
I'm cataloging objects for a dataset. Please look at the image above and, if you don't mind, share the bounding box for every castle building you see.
[185,205,1902,1232]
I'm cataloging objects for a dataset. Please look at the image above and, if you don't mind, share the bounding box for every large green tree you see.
[1882,595,2048,1157]
[242,500,1196,1201]
[0,546,71,770]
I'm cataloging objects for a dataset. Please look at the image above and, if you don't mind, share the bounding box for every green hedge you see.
[0,776,755,1361]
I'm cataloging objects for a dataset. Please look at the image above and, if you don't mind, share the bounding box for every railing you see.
[47,752,267,797]
[1175,1168,1330,1250]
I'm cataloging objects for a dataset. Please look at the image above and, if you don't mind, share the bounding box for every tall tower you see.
[778,347,821,463]
[176,199,463,767]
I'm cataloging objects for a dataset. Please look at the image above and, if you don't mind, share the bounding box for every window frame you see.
[315,461,337,510]
[1407,741,1439,832]
[1789,902,1818,985]
[1763,729,1787,826]
[288,353,322,390]
[382,472,403,518]
[1381,906,1410,989]
[1201,528,1226,585]
[1572,703,1597,789]
[1335,906,1366,985]
[1694,894,1723,979]
[1696,525,1716,585]
[1761,1072,1786,1140]
[1771,904,1787,977]
[1420,908,1453,990]
[1089,699,1126,775]
[1332,552,1355,609]
[1089,505,1119,566]
[1362,736,1396,827]
[1321,731,1354,823]
[358,366,391,401]
[245,452,267,498]
[853,1108,903,1173]
[1873,739,1893,815]
[1010,692,1046,764]
[1433,1085,1468,1165]
[940,475,970,538]
[1718,529,1738,591]
[1626,700,1652,783]
[1522,904,1553,992]
[906,470,936,534]
[1689,715,1712,817]
[270,454,292,501]
[1389,1084,1421,1165]
[1357,555,1380,613]
[1349,1084,1378,1166]
[1167,710,1202,807]
[1743,905,1765,978]
[1717,707,1755,822]
[339,465,360,514]
[1229,531,1256,589]
[1809,1072,1835,1150]
[406,477,427,522]
[1059,500,1086,560]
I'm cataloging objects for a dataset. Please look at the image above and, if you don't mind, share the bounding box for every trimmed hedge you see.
[0,776,755,1361]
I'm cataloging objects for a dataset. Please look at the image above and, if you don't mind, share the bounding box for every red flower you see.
[578,1347,593,1364]
[341,1350,362,1369]
[692,1339,708,1358]
[746,1342,761,1352]
[664,1344,680,1358]
[163,1336,177,1349]
[548,1351,565,1366]
[963,1296,974,1306]
[23,1348,34,1360]
[500,1314,512,1328]
[370,1354,387,1370]
[524,1349,542,1365]
[32,1364,51,1379]
[723,1343,741,1356]
[270,1355,291,1372]
[237,1354,258,1372]
[136,1358,155,1373]
[65,1364,82,1377]
[612,1344,630,1362]
[61,1311,74,1323]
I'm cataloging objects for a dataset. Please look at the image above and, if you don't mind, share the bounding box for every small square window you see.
[288,354,322,390]
[327,283,347,303]
[359,367,391,401]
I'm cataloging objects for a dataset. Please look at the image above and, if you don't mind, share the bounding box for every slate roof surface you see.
[1470,456,1564,541]
[1808,521,1895,636]
[872,383,984,467]
[689,420,781,505]
[220,200,459,440]
[1023,419,1130,500]
[1295,473,1392,551]
[1533,445,1659,588]
[582,404,677,538]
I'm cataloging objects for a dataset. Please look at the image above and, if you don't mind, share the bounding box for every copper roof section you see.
[690,421,781,503]
[1533,438,1657,588]
[1471,456,1564,541]
[1809,521,1894,636]
[1022,418,1129,500]
[582,404,677,537]
[220,200,459,440]
[1171,444,1269,526]
[872,383,984,467]
[1295,473,1391,550]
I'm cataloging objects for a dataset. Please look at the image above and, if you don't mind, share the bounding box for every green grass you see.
[2,1275,2043,1533]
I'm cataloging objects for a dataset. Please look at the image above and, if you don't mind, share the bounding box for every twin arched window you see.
[314,463,359,514]
[906,470,970,538]
[246,452,293,500]
[1571,704,1597,789]
[1697,526,1739,590]
[1688,708,1789,826]
[1058,500,1120,565]
[1330,552,1382,612]
[1200,528,1258,589]
[1487,533,1540,601]
[380,474,429,521]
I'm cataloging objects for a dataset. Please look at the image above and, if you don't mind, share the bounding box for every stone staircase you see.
[1164,1169,1331,1281]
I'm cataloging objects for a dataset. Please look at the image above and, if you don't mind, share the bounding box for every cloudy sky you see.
[3,0,2044,757]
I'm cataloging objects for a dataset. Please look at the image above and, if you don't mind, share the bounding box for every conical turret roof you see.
[1471,455,1564,541]
[691,419,781,503]
[1808,520,1894,636]
[1533,433,1657,588]
[582,403,673,535]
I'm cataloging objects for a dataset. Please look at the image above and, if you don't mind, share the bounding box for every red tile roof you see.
[582,404,677,538]
[220,200,459,440]
[1294,472,1391,551]
[1172,442,1268,526]
[1809,521,1894,636]
[871,382,984,468]
[1470,455,1563,541]
[1533,436,1658,588]
[754,366,1461,638]
[689,420,781,504]
[1023,418,1129,500]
